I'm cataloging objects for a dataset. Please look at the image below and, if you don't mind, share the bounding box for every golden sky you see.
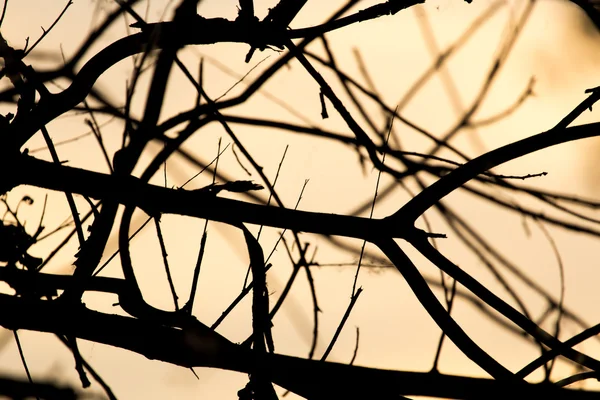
[2,0,600,399]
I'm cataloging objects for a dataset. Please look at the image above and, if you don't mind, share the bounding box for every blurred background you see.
[2,0,600,398]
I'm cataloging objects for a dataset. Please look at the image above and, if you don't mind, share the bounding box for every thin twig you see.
[320,287,363,361]
[154,217,179,311]
[13,330,39,400]
[24,0,73,56]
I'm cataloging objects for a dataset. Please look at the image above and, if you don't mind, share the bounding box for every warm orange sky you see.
[2,0,600,399]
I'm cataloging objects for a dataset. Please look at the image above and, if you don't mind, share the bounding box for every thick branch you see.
[0,293,596,399]
[389,120,600,224]
[10,155,404,240]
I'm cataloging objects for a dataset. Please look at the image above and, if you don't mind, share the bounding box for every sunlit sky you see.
[2,0,600,398]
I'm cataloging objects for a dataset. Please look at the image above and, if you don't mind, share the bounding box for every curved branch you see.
[374,237,516,380]
[389,117,600,224]
[408,231,600,374]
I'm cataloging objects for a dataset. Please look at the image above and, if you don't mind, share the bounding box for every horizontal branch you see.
[0,375,78,400]
[9,155,404,240]
[0,266,125,296]
[0,293,596,399]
